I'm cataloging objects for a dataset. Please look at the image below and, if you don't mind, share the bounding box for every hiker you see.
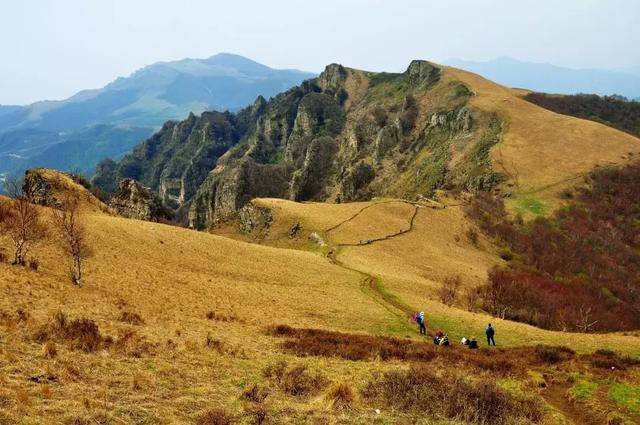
[433,330,444,345]
[460,337,469,346]
[486,323,496,346]
[415,311,426,335]
[468,337,479,349]
[438,334,450,346]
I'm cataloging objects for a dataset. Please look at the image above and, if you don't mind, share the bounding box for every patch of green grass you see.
[368,71,403,87]
[498,379,527,397]
[570,379,598,400]
[609,383,640,413]
[507,196,548,218]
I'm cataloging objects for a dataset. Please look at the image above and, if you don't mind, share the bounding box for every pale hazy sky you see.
[1,0,639,105]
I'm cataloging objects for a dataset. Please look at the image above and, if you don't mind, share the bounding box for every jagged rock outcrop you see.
[109,179,172,222]
[95,59,505,229]
[92,110,244,220]
[23,169,63,208]
[237,201,273,234]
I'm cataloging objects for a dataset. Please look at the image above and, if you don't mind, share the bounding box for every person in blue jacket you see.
[486,323,496,346]
[416,311,426,335]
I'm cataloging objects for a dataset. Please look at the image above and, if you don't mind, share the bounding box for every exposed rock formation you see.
[108,179,172,222]
[237,201,273,234]
[23,169,63,208]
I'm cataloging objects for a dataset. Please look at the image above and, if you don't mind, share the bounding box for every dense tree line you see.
[466,162,640,332]
[524,92,640,137]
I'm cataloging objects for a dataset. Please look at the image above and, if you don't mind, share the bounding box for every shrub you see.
[372,106,388,127]
[241,384,269,403]
[267,326,517,376]
[326,382,356,409]
[196,408,234,425]
[534,345,575,364]
[34,312,105,353]
[205,333,225,353]
[463,287,481,312]
[263,361,328,397]
[363,366,542,424]
[28,258,39,271]
[244,403,267,425]
[438,275,462,306]
[467,163,640,332]
[466,228,479,245]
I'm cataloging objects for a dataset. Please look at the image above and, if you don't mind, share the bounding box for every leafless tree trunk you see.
[1,177,47,265]
[52,194,90,286]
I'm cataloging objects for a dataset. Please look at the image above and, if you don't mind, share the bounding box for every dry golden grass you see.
[0,191,407,422]
[248,197,640,358]
[443,65,640,212]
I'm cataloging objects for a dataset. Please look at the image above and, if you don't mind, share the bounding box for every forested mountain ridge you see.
[0,53,314,180]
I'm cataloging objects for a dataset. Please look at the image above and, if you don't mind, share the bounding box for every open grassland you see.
[1,183,639,423]
[246,197,640,358]
[443,66,640,216]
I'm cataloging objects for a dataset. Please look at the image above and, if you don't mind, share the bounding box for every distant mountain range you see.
[0,53,315,182]
[445,57,640,100]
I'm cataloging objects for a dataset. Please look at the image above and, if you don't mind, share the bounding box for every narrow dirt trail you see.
[333,203,420,248]
[541,381,602,425]
[324,200,425,332]
[323,200,621,425]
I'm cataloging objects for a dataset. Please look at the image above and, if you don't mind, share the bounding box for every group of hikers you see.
[413,311,496,348]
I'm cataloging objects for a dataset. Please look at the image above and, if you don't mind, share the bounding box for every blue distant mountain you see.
[445,57,640,99]
[0,53,315,181]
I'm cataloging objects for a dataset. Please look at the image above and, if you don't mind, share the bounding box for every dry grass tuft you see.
[112,328,155,357]
[326,382,356,409]
[196,408,235,425]
[34,312,106,353]
[583,349,640,370]
[205,333,226,353]
[34,311,154,356]
[15,388,30,409]
[241,384,270,404]
[244,402,267,425]
[534,345,575,364]
[40,384,52,399]
[42,341,58,359]
[206,310,240,322]
[363,366,543,424]
[263,360,329,397]
[28,258,39,271]
[118,311,144,325]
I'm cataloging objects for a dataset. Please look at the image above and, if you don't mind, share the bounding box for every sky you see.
[1,0,639,105]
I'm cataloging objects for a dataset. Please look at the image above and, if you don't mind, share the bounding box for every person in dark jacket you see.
[486,323,496,346]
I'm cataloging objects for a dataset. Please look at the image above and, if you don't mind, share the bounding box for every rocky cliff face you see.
[92,110,249,220]
[94,60,504,228]
[108,179,172,222]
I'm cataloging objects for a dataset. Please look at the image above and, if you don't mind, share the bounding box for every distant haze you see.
[445,57,640,99]
[2,0,639,105]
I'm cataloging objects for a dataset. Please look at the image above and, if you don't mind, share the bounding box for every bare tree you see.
[437,275,462,306]
[0,177,47,265]
[52,194,90,286]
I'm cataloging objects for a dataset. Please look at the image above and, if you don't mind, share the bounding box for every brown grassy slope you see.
[242,197,640,357]
[29,169,112,214]
[443,66,640,204]
[0,198,412,422]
